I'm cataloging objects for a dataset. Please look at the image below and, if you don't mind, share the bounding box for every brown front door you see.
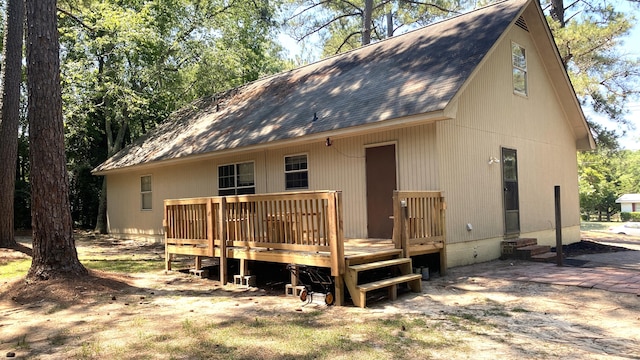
[366,144,397,239]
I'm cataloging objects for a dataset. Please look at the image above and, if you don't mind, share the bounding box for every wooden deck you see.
[163,190,446,307]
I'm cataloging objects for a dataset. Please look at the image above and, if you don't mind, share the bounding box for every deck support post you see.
[240,258,248,277]
[327,192,344,276]
[219,197,228,285]
[392,192,401,249]
[400,200,409,258]
[166,252,172,271]
[388,284,398,301]
[334,275,344,306]
[163,215,171,271]
[289,264,297,287]
[439,196,447,275]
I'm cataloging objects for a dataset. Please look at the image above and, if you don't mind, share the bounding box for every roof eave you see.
[93,109,451,176]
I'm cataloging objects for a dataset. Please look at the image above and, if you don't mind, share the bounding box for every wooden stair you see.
[501,238,557,262]
[343,252,422,308]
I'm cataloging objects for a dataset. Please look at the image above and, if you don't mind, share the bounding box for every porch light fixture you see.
[488,156,500,165]
[325,137,332,147]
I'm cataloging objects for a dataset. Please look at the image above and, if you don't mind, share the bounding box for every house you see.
[616,194,640,213]
[93,0,594,270]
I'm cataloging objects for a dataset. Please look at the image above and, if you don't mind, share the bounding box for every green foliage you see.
[284,0,467,56]
[621,212,640,221]
[57,0,287,228]
[543,0,640,134]
[579,149,640,219]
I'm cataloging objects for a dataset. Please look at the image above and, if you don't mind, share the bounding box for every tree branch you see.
[334,31,362,54]
[57,7,96,33]
[284,0,336,23]
[400,0,461,15]
[294,12,361,41]
[373,0,394,11]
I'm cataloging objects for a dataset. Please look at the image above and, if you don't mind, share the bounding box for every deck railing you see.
[164,190,446,281]
[392,191,447,272]
[164,191,345,278]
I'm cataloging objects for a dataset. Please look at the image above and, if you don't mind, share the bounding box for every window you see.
[512,42,527,96]
[285,154,308,190]
[140,175,152,210]
[218,162,255,195]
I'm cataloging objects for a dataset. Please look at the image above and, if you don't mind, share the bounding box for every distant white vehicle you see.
[609,222,640,236]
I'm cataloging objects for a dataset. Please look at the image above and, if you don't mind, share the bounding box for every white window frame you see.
[512,42,528,96]
[284,154,309,190]
[217,161,255,195]
[140,175,152,211]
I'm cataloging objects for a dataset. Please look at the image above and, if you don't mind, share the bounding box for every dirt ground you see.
[1,233,640,359]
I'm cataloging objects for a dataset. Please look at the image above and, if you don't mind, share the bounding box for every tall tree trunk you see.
[94,177,108,233]
[550,0,566,28]
[94,90,128,234]
[26,0,87,279]
[0,0,25,249]
[362,0,373,45]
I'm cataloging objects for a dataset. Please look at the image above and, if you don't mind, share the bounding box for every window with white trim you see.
[512,42,527,96]
[218,162,255,195]
[285,154,308,190]
[140,175,152,210]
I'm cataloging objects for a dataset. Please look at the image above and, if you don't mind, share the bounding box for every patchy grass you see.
[0,258,162,279]
[115,312,467,359]
[2,230,639,359]
[45,303,70,315]
[0,258,30,279]
[82,259,164,273]
[511,307,531,313]
[47,330,70,347]
[484,307,511,317]
[580,221,619,231]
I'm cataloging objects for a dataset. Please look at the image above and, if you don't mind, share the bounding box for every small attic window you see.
[512,42,528,96]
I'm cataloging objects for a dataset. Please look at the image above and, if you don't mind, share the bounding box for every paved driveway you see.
[569,234,640,271]
[470,233,640,296]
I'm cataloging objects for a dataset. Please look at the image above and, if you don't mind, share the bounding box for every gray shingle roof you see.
[94,0,528,173]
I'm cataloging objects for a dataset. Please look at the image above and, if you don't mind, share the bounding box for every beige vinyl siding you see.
[106,159,217,239]
[262,124,439,239]
[438,24,581,251]
[106,123,440,240]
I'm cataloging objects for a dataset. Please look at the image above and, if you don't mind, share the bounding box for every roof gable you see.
[617,194,640,203]
[94,0,542,174]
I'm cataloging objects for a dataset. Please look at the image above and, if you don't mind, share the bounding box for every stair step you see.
[531,252,557,262]
[345,249,402,266]
[358,273,423,293]
[349,258,412,273]
[501,238,538,259]
[516,245,551,258]
[503,238,538,248]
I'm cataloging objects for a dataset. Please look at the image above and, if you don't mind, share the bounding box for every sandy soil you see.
[1,234,639,359]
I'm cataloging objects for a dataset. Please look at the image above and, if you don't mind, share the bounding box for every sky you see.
[277,0,640,151]
[589,0,640,150]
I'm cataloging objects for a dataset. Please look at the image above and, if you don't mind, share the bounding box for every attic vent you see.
[515,16,529,32]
